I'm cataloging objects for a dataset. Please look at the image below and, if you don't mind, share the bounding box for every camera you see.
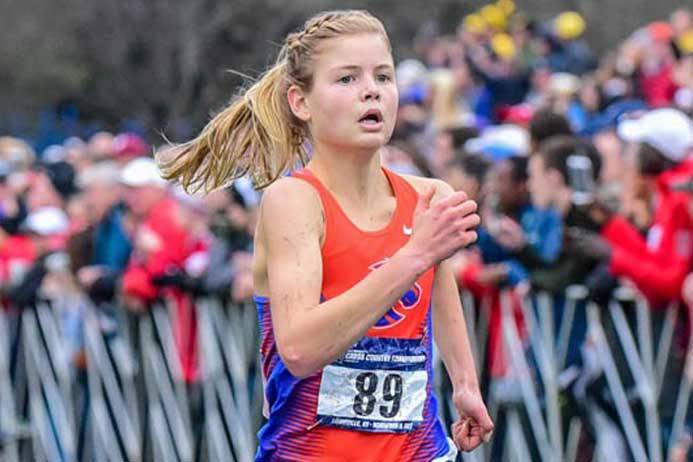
[567,154,596,206]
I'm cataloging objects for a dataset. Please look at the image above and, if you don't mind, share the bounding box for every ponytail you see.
[159,56,308,193]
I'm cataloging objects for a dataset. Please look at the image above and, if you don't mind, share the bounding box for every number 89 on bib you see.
[316,356,428,433]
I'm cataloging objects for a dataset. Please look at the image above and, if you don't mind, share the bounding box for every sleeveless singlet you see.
[255,167,456,461]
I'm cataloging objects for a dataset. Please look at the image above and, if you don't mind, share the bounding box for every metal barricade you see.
[0,306,24,462]
[485,285,692,462]
[83,304,142,462]
[22,302,77,462]
[2,286,689,462]
[139,300,194,462]
[197,298,259,462]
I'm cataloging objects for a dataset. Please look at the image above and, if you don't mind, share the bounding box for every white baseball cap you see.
[23,207,70,236]
[465,124,530,158]
[119,157,168,188]
[617,108,693,162]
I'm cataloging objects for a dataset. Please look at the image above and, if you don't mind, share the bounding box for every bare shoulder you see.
[260,176,323,228]
[254,176,324,295]
[399,174,455,201]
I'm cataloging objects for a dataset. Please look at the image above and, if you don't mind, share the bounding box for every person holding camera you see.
[487,135,604,294]
[572,108,693,308]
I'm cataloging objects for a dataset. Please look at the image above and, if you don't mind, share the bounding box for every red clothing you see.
[639,65,678,108]
[122,198,193,299]
[458,259,526,378]
[122,197,200,382]
[602,157,693,307]
[0,235,36,287]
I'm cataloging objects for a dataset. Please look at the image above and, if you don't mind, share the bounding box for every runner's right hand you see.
[404,186,479,268]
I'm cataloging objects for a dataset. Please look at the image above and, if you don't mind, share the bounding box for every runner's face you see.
[303,33,398,153]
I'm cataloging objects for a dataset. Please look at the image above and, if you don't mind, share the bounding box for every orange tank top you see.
[254,167,452,462]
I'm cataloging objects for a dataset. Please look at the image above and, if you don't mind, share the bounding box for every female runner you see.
[161,10,493,461]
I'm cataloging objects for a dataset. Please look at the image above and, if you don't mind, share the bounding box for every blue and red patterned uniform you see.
[255,168,456,461]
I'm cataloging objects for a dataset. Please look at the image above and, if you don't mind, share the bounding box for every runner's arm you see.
[432,257,480,393]
[430,181,493,449]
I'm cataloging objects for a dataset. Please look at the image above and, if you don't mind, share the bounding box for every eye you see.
[338,75,354,84]
[376,73,392,83]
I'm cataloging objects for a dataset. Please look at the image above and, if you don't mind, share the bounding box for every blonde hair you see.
[159,10,390,192]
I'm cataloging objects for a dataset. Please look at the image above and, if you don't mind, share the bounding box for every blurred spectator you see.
[483,155,563,275]
[442,152,491,204]
[119,157,184,304]
[119,156,200,383]
[466,28,531,122]
[194,190,236,298]
[382,141,428,177]
[672,29,693,113]
[87,131,115,160]
[423,69,478,175]
[62,136,91,173]
[521,135,603,293]
[465,123,529,161]
[670,8,692,37]
[4,207,70,309]
[8,207,89,371]
[639,22,678,107]
[0,137,35,171]
[0,140,34,237]
[0,160,28,236]
[576,108,693,306]
[27,160,78,211]
[528,108,572,152]
[547,11,597,76]
[451,154,559,386]
[112,133,150,164]
[202,185,255,302]
[524,61,553,108]
[67,161,132,305]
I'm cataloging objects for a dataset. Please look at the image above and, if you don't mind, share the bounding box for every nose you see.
[361,76,380,101]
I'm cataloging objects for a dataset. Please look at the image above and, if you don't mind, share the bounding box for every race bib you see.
[316,337,428,433]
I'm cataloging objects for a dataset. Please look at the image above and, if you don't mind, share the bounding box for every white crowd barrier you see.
[0,285,690,462]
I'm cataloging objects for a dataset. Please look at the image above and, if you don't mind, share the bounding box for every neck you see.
[306,142,388,205]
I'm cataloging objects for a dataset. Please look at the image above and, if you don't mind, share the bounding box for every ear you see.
[287,85,311,123]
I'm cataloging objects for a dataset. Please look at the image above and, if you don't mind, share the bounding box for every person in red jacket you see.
[119,157,200,383]
[575,108,693,308]
[120,158,189,300]
[573,108,692,460]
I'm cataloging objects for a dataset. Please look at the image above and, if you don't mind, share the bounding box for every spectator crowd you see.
[1,2,692,461]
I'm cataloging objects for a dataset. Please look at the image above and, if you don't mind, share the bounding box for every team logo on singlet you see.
[369,258,422,329]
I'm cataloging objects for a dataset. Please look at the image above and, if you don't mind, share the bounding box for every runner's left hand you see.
[451,387,494,452]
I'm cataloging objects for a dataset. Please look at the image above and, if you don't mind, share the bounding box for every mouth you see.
[358,109,384,129]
